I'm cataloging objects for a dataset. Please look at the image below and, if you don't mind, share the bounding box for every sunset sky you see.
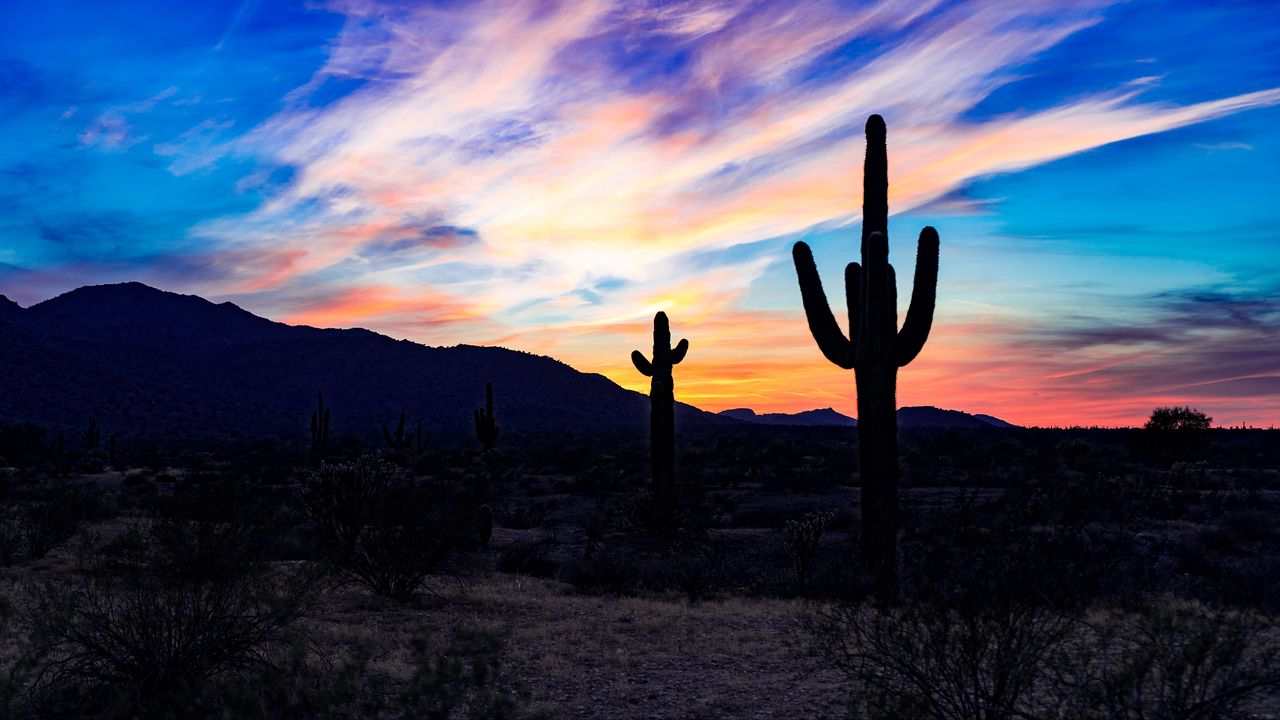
[2,0,1278,427]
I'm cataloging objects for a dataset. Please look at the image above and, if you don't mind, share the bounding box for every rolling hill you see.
[0,283,724,447]
[719,405,1015,428]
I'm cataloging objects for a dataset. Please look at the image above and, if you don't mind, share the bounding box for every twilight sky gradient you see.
[2,0,1278,427]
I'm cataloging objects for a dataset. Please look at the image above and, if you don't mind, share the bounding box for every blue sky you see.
[2,0,1278,425]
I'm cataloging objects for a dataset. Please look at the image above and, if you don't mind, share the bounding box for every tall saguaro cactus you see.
[474,382,500,453]
[792,114,940,595]
[310,391,330,458]
[631,311,689,517]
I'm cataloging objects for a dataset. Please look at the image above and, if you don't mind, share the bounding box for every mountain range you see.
[719,406,1015,429]
[0,283,1012,447]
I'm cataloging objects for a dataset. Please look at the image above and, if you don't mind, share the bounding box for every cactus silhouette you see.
[81,416,100,450]
[792,114,939,595]
[310,391,330,458]
[631,311,689,518]
[384,412,412,451]
[474,382,500,452]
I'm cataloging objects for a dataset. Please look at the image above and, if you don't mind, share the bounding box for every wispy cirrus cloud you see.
[4,0,1279,425]
[193,1,1277,304]
[161,0,1278,425]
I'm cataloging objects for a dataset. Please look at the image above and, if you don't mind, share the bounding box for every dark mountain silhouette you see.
[0,295,21,322]
[973,413,1018,429]
[897,406,1015,429]
[0,283,727,447]
[720,405,1015,428]
[719,407,856,426]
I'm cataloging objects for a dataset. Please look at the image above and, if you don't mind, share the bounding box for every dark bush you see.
[302,455,471,601]
[1053,598,1280,719]
[782,510,834,593]
[26,519,320,717]
[0,479,107,565]
[811,597,1072,720]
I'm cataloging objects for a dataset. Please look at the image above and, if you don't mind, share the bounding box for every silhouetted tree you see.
[1142,405,1212,466]
[1144,406,1211,433]
[474,383,500,453]
[631,311,689,520]
[792,114,939,597]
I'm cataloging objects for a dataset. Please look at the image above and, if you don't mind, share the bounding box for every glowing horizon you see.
[2,0,1278,427]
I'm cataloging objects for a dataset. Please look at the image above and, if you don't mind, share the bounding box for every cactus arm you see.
[896,226,940,367]
[845,261,861,344]
[793,241,856,370]
[383,424,394,447]
[670,338,689,365]
[631,351,654,376]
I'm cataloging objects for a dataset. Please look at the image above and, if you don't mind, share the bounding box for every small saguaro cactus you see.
[81,417,100,450]
[384,412,413,451]
[792,114,939,596]
[631,311,689,517]
[310,392,331,458]
[474,383,500,453]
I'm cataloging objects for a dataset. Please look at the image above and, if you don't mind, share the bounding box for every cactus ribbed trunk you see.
[632,312,688,520]
[856,364,898,590]
[792,114,939,598]
[310,391,330,459]
[650,367,676,514]
[474,382,500,453]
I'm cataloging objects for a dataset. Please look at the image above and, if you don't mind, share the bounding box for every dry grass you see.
[307,573,845,719]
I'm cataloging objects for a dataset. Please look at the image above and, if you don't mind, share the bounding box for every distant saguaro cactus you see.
[474,383,500,453]
[631,311,689,518]
[792,114,939,596]
[310,392,331,458]
[384,412,412,451]
[81,417,100,451]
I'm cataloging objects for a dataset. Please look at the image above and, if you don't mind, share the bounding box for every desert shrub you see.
[811,597,1073,720]
[302,455,470,601]
[0,480,107,565]
[1056,437,1092,471]
[1052,597,1280,719]
[497,499,555,530]
[393,628,520,720]
[210,627,522,720]
[0,422,49,468]
[660,538,726,602]
[1170,460,1210,489]
[782,510,834,593]
[25,519,320,717]
[495,542,558,578]
[558,550,633,596]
